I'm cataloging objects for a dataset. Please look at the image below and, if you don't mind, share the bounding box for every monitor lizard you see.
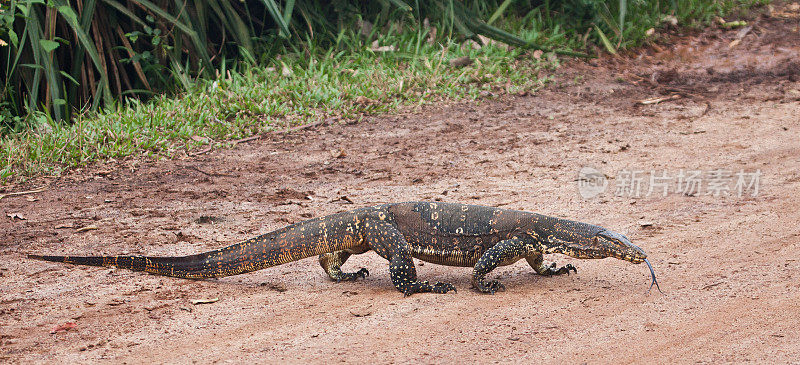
[29,201,661,295]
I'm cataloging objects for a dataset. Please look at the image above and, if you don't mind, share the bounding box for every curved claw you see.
[545,262,576,276]
[335,268,369,283]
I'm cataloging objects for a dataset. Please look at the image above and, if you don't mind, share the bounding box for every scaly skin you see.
[29,202,651,296]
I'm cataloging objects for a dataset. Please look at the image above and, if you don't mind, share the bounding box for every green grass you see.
[0,0,768,183]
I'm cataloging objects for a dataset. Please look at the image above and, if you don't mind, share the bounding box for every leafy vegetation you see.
[0,0,767,182]
[0,0,583,127]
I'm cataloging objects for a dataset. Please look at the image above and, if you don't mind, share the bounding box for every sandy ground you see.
[2,5,800,364]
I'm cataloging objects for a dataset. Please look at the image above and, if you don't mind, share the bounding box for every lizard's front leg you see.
[319,251,369,282]
[364,219,455,296]
[525,253,576,276]
[472,238,530,294]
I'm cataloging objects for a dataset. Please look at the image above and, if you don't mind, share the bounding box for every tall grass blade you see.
[488,0,514,25]
[386,0,412,12]
[259,0,291,38]
[619,0,627,42]
[594,24,617,54]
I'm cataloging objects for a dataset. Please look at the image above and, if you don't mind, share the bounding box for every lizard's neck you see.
[522,213,602,250]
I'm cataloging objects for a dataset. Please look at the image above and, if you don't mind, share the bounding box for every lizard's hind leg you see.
[525,253,576,276]
[319,250,369,282]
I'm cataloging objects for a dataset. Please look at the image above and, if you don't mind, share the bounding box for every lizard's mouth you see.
[595,231,647,263]
[595,231,662,293]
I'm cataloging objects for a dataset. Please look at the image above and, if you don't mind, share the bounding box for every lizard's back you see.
[387,202,528,267]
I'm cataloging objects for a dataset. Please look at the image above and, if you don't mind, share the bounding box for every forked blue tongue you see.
[644,259,664,294]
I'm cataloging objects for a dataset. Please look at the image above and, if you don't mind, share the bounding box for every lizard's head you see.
[590,229,647,263]
[544,223,646,264]
[543,221,661,293]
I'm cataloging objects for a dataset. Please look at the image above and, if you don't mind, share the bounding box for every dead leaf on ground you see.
[50,322,77,334]
[330,149,347,158]
[331,196,354,204]
[477,35,506,49]
[661,15,678,26]
[735,26,753,40]
[282,65,293,77]
[354,95,378,107]
[729,25,753,48]
[370,40,396,52]
[7,212,26,220]
[427,26,437,44]
[190,298,220,305]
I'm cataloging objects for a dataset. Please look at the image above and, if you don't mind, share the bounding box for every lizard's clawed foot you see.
[543,262,576,276]
[335,268,370,282]
[474,279,506,294]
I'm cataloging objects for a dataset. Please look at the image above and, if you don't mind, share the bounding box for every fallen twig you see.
[191,145,214,156]
[701,281,724,290]
[285,118,329,133]
[0,186,47,201]
[76,224,99,233]
[191,297,219,305]
[233,135,262,145]
[232,118,333,146]
[636,94,682,105]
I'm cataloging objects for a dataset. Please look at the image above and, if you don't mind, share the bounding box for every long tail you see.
[29,212,364,279]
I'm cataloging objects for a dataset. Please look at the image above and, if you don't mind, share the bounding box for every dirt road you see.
[2,5,799,363]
